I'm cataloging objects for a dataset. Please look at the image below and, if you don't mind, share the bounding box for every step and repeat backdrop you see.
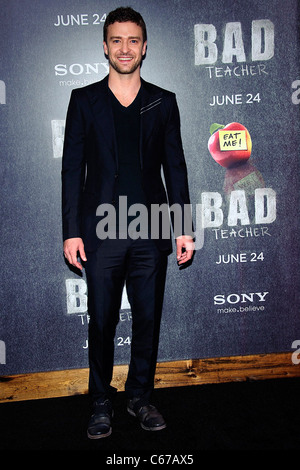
[0,0,299,375]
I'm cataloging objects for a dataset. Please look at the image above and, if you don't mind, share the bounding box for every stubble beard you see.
[108,55,143,75]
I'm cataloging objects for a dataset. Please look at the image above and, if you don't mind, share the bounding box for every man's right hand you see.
[63,237,87,271]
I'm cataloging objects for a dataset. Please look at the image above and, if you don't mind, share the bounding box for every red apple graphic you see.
[208,122,252,168]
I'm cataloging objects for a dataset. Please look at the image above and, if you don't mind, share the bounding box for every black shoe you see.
[127,398,167,431]
[87,399,113,439]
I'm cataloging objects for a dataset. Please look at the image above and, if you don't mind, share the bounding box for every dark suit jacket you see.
[62,75,192,252]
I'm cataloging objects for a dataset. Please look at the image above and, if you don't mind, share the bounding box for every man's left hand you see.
[176,235,194,265]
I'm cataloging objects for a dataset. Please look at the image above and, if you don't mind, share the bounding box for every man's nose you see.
[120,40,129,53]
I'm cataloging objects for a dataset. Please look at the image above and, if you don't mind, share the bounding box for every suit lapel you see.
[140,79,163,169]
[85,76,118,167]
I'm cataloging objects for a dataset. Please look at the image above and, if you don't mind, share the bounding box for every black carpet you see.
[1,377,299,456]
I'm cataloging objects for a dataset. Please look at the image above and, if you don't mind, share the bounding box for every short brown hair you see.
[103,7,147,43]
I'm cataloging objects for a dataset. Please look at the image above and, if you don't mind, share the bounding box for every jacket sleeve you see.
[61,90,86,241]
[162,94,193,238]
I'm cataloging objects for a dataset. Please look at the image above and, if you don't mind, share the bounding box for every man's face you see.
[103,21,147,75]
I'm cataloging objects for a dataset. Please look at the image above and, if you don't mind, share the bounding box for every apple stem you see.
[210,123,224,135]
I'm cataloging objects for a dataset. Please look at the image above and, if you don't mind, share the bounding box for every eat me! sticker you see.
[219,130,248,151]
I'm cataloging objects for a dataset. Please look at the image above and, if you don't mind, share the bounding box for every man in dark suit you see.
[62,7,194,439]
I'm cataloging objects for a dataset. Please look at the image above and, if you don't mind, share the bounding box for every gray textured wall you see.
[0,0,299,374]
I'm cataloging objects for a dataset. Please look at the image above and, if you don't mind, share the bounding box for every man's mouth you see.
[118,56,133,62]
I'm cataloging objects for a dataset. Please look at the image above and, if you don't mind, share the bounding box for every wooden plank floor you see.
[1,352,299,403]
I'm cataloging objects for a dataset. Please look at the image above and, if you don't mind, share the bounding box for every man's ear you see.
[103,41,108,57]
[142,41,147,57]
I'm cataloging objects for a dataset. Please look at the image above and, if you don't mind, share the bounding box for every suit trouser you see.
[85,237,168,403]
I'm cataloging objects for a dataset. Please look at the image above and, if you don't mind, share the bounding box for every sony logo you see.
[214,291,269,305]
[54,62,109,76]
